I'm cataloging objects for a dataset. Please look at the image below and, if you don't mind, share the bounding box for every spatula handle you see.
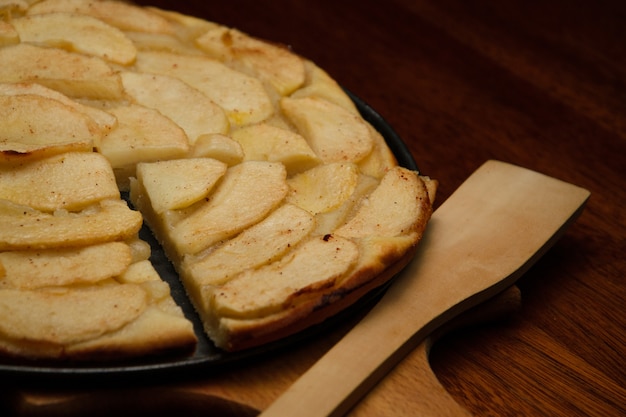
[260,160,590,417]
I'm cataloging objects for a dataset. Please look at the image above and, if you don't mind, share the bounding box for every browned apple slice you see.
[286,162,359,214]
[0,43,123,99]
[121,71,229,144]
[196,27,306,95]
[190,133,244,166]
[0,152,120,212]
[231,123,320,175]
[134,50,274,126]
[0,284,148,345]
[0,242,132,289]
[291,60,359,114]
[169,161,288,255]
[0,199,143,251]
[136,158,227,213]
[281,96,374,163]
[96,104,190,189]
[210,235,359,318]
[183,203,315,287]
[27,0,174,34]
[0,82,117,133]
[0,94,100,160]
[12,12,137,65]
[335,166,429,238]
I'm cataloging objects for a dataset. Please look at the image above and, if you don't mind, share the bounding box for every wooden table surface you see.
[5,1,626,416]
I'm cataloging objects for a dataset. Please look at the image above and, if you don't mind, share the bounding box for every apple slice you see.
[231,123,320,175]
[313,174,379,236]
[0,43,123,99]
[210,235,359,318]
[124,31,203,55]
[117,260,177,304]
[27,0,174,34]
[0,242,132,289]
[0,284,147,344]
[12,12,136,65]
[357,125,399,179]
[190,133,244,166]
[136,158,227,213]
[0,152,120,212]
[281,96,374,163]
[97,104,190,170]
[0,20,19,47]
[0,94,99,160]
[170,161,288,255]
[183,203,315,287]
[118,260,160,285]
[0,199,143,251]
[120,71,229,144]
[286,162,359,214]
[196,27,306,95]
[291,60,358,114]
[336,167,428,239]
[134,50,274,126]
[0,82,117,133]
[127,238,152,263]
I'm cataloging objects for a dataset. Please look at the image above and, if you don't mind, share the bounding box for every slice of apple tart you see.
[131,157,435,351]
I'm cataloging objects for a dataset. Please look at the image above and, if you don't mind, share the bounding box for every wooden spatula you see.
[260,160,590,417]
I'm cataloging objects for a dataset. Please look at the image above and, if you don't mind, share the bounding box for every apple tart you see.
[0,0,436,357]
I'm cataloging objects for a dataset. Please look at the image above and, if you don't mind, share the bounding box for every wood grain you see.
[4,1,625,416]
